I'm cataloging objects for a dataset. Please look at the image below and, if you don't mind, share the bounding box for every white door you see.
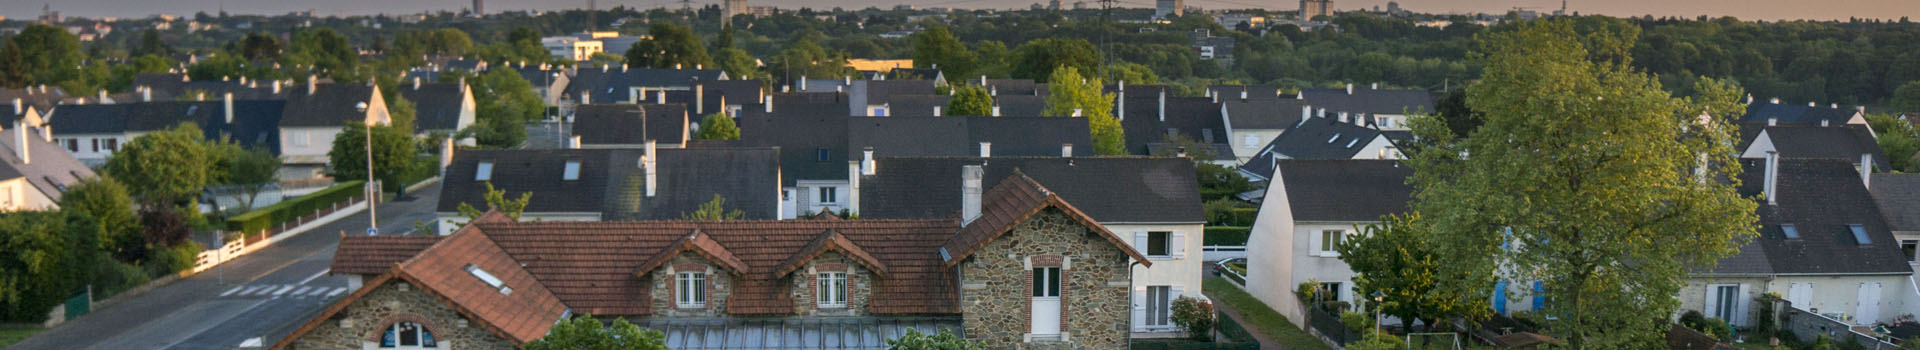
[1856,282,1883,325]
[1788,283,1813,308]
[1031,267,1062,336]
[1708,285,1739,321]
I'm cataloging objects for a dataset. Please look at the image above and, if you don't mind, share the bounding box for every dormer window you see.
[463,264,511,295]
[475,161,493,181]
[563,161,581,181]
[1849,224,1870,245]
[1781,224,1800,239]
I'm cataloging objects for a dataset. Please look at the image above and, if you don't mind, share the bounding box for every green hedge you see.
[1220,208,1259,226]
[1201,188,1243,202]
[384,155,441,193]
[225,180,365,233]
[1204,226,1252,246]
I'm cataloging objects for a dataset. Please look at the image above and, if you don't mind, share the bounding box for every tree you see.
[1411,20,1756,349]
[714,23,736,52]
[626,23,711,69]
[221,147,282,212]
[713,48,759,80]
[388,94,418,134]
[239,32,282,61]
[772,38,851,80]
[326,124,417,188]
[1106,62,1160,85]
[696,113,739,140]
[885,329,983,350]
[523,315,667,350]
[1335,213,1488,332]
[1433,88,1482,139]
[139,204,190,249]
[1010,38,1098,83]
[0,40,27,88]
[8,25,85,88]
[59,177,139,261]
[467,69,544,148]
[912,26,978,79]
[947,85,993,116]
[1894,81,1920,115]
[681,194,746,220]
[1868,113,1920,172]
[286,28,358,77]
[457,182,532,222]
[1043,67,1125,155]
[134,29,172,57]
[187,51,247,81]
[105,123,210,205]
[0,211,100,322]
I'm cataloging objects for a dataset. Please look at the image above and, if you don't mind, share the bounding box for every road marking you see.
[271,285,296,296]
[292,286,313,295]
[239,285,269,296]
[219,286,245,297]
[307,287,329,296]
[327,287,350,297]
[297,269,330,285]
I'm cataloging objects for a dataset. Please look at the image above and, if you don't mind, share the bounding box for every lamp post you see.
[1371,291,1386,333]
[357,101,376,235]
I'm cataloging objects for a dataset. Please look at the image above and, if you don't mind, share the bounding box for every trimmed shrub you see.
[1203,226,1252,246]
[145,242,202,278]
[225,181,364,233]
[1347,329,1406,350]
[1171,296,1216,341]
[1341,311,1373,333]
[93,260,150,298]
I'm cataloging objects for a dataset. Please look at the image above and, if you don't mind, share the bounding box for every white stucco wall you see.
[1679,275,1915,326]
[1111,222,1206,333]
[279,127,342,162]
[1228,129,1283,163]
[1290,221,1367,306]
[1350,136,1400,160]
[1246,173,1306,325]
[51,133,126,164]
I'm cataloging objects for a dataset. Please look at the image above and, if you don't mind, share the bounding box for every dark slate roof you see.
[397,82,467,132]
[1300,87,1436,116]
[858,157,1202,223]
[662,90,726,116]
[737,115,848,185]
[737,92,851,119]
[847,117,1093,159]
[1272,159,1413,222]
[860,80,938,106]
[51,100,285,152]
[129,74,287,101]
[885,95,951,117]
[280,83,378,127]
[1224,99,1309,130]
[1147,142,1236,162]
[571,104,689,146]
[45,104,128,134]
[1208,85,1284,100]
[1119,97,1165,155]
[694,80,764,107]
[1243,116,1388,171]
[1746,125,1888,172]
[1711,158,1912,276]
[437,148,779,220]
[1740,101,1861,126]
[1870,173,1920,232]
[570,66,726,105]
[982,79,1044,96]
[1161,97,1229,144]
[0,126,96,202]
[992,95,1047,117]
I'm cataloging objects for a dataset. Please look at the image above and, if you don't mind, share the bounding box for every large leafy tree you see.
[239,32,282,61]
[523,315,666,350]
[105,123,211,205]
[1335,213,1488,332]
[1010,38,1098,83]
[326,124,417,188]
[285,27,358,77]
[220,146,283,212]
[1894,81,1920,116]
[771,38,851,80]
[947,85,993,116]
[466,69,544,148]
[696,113,740,140]
[0,211,101,322]
[59,177,139,261]
[912,26,978,79]
[1867,113,1920,172]
[4,25,84,88]
[1411,19,1756,349]
[1043,67,1125,155]
[626,23,711,69]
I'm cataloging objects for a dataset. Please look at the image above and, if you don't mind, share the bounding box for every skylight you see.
[563,161,581,181]
[1781,224,1799,239]
[1849,224,1870,244]
[475,161,494,181]
[1346,138,1359,148]
[1327,133,1341,143]
[465,264,512,295]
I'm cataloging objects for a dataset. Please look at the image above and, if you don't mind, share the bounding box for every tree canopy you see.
[627,23,712,69]
[946,85,994,116]
[696,113,740,140]
[104,123,211,205]
[1335,213,1488,331]
[523,315,667,350]
[1043,67,1125,155]
[1009,38,1098,83]
[327,124,418,187]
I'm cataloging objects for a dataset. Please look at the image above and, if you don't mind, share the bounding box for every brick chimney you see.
[962,165,983,225]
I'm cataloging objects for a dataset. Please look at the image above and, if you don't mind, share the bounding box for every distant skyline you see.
[0,0,1912,22]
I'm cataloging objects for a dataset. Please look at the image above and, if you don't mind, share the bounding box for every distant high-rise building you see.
[724,0,748,19]
[472,0,484,16]
[1299,0,1331,20]
[1072,1,1088,9]
[1049,0,1062,10]
[1155,0,1184,19]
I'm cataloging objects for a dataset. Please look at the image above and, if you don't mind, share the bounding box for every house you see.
[736,115,850,219]
[277,81,391,177]
[1298,84,1435,131]
[568,104,690,149]
[691,80,764,117]
[568,66,727,106]
[0,120,94,211]
[1739,99,1867,127]
[1682,157,1913,327]
[849,80,938,117]
[432,145,780,234]
[301,170,1151,349]
[47,97,286,166]
[1219,98,1308,163]
[1738,124,1886,172]
[736,91,852,118]
[855,156,1204,336]
[1114,84,1237,164]
[1237,115,1400,181]
[1869,173,1920,268]
[128,73,290,101]
[395,78,476,144]
[1243,159,1413,321]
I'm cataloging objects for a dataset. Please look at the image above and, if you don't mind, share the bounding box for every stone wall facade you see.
[648,253,733,317]
[287,281,515,350]
[960,208,1134,349]
[788,251,874,316]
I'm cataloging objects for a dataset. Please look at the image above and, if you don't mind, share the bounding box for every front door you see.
[1856,282,1883,325]
[1031,267,1062,336]
[1711,285,1740,321]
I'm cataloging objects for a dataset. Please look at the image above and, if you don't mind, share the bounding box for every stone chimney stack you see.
[961,165,983,225]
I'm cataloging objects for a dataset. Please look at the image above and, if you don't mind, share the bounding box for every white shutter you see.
[1171,232,1187,259]
[1172,285,1186,301]
[1307,230,1321,257]
[1131,287,1147,331]
[1703,285,1722,320]
[1735,284,1752,327]
[1134,232,1148,251]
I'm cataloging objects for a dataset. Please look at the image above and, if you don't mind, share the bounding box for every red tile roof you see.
[940,172,1152,268]
[632,230,752,277]
[331,234,441,275]
[774,229,890,279]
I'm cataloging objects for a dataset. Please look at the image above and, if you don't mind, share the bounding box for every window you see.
[871,107,888,116]
[464,264,511,295]
[1327,133,1341,143]
[816,147,830,162]
[1147,231,1171,257]
[105,138,117,151]
[1032,267,1061,297]
[1243,134,1260,147]
[1711,285,1740,321]
[378,321,437,349]
[90,139,98,152]
[475,162,494,181]
[1903,240,1917,264]
[1849,224,1871,244]
[1146,286,1173,327]
[1320,230,1345,255]
[562,161,580,181]
[676,272,706,308]
[1319,282,1342,302]
[1781,224,1799,239]
[66,139,77,152]
[817,187,838,204]
[291,131,308,146]
[817,272,847,307]
[1379,118,1395,128]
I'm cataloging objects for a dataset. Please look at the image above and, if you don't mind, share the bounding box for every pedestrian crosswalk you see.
[219,284,351,299]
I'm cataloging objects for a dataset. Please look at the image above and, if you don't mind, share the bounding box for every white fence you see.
[1204,245,1247,261]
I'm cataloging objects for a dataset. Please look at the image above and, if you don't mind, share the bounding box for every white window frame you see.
[377,321,438,349]
[676,272,706,308]
[817,186,838,205]
[817,272,848,308]
[1318,229,1345,256]
[1146,285,1173,327]
[1147,231,1172,258]
[1243,134,1260,147]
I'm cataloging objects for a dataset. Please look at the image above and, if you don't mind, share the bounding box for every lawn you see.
[0,327,45,347]
[1203,278,1332,350]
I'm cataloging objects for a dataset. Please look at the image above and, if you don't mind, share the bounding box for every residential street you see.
[8,182,442,350]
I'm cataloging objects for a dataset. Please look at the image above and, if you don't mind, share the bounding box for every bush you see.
[225,181,365,233]
[1296,280,1321,303]
[1203,226,1252,246]
[1703,318,1733,342]
[886,328,982,350]
[144,242,202,278]
[1346,329,1405,350]
[1171,296,1216,341]
[1342,311,1374,332]
[93,260,150,298]
[139,205,190,248]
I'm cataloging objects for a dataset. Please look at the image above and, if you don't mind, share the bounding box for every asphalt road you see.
[9,182,443,350]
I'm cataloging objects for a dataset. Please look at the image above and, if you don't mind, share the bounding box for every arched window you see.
[379,321,438,349]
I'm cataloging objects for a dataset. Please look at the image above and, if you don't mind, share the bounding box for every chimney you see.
[1767,117,1777,126]
[1808,101,1816,107]
[1296,91,1304,100]
[655,90,666,104]
[1862,153,1875,189]
[272,80,282,94]
[845,76,852,85]
[1346,83,1354,95]
[961,165,983,224]
[1831,103,1839,109]
[932,105,943,117]
[307,75,317,96]
[11,98,18,116]
[979,75,987,85]
[1745,94,1754,104]
[644,140,658,197]
[440,137,455,169]
[673,63,680,69]
[978,142,992,157]
[1371,82,1379,90]
[764,95,774,113]
[1339,112,1349,124]
[1240,89,1248,100]
[623,63,630,72]
[412,77,421,90]
[695,84,705,114]
[1820,119,1830,127]
[1158,90,1167,122]
[1770,97,1780,104]
[1116,87,1126,121]
[1061,143,1073,157]
[224,93,235,124]
[1176,146,1188,158]
[800,75,808,91]
[1764,151,1779,206]
[96,90,107,103]
[13,121,28,165]
[141,87,152,102]
[582,91,591,105]
[569,135,582,149]
[1301,105,1312,122]
[861,147,876,175]
[1072,108,1082,117]
[991,106,1001,117]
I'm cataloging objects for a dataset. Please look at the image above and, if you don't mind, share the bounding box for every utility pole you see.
[588,0,597,31]
[1099,0,1114,76]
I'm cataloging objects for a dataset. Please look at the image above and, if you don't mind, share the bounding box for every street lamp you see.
[356,101,376,235]
[1371,291,1386,333]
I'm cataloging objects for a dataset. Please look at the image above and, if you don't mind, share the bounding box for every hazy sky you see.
[0,0,1913,22]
